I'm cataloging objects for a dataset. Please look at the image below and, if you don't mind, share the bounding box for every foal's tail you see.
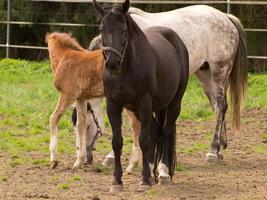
[227,14,248,133]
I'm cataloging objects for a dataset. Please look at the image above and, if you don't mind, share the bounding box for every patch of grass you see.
[58,183,70,190]
[246,73,267,108]
[71,175,81,181]
[0,176,8,182]
[32,158,49,166]
[146,187,158,198]
[179,142,209,155]
[261,133,267,143]
[252,144,267,154]
[91,163,109,174]
[175,162,188,172]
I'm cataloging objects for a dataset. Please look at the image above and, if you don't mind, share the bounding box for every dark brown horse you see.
[93,0,189,192]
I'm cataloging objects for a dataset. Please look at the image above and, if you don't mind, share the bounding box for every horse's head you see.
[93,0,129,75]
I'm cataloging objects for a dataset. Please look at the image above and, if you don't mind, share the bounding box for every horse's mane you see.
[47,32,85,51]
[125,12,146,40]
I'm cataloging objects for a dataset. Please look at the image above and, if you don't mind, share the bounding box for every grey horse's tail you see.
[227,14,248,133]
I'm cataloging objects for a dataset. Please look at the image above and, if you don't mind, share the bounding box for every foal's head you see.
[93,0,130,74]
[45,32,84,51]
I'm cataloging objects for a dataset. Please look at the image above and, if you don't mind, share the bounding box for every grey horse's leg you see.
[195,67,228,151]
[204,63,231,162]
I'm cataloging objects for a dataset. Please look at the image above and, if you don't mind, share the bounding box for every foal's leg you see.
[73,100,88,168]
[205,64,231,162]
[106,99,123,192]
[125,109,141,174]
[50,94,73,169]
[195,68,228,150]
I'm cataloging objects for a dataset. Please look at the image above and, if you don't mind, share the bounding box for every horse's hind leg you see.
[50,94,73,169]
[195,68,228,150]
[73,100,88,168]
[157,84,186,185]
[205,64,231,163]
[125,109,141,174]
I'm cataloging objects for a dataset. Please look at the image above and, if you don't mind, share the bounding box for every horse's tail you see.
[227,14,248,133]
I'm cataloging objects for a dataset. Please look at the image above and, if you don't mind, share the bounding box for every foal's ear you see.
[45,32,50,43]
[122,0,130,14]
[93,0,105,16]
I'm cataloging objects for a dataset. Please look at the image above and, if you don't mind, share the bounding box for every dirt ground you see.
[0,108,267,200]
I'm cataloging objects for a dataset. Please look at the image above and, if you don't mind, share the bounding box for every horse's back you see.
[130,5,239,73]
[144,26,189,107]
[145,26,188,77]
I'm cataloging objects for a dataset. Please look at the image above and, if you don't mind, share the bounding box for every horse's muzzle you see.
[105,58,121,75]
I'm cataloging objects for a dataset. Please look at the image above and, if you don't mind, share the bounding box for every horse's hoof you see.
[125,166,134,175]
[218,153,224,161]
[102,157,114,167]
[50,160,58,169]
[138,182,151,192]
[110,184,123,193]
[205,153,220,163]
[158,175,172,185]
[73,159,84,169]
[220,140,228,149]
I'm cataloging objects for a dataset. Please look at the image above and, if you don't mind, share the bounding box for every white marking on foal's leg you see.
[125,133,141,174]
[50,113,59,169]
[125,110,141,173]
[73,100,87,169]
[50,94,73,169]
[102,151,115,167]
[74,126,80,158]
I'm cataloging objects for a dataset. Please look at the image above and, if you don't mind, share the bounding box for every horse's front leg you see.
[50,94,73,169]
[106,98,123,192]
[73,100,87,168]
[137,94,154,191]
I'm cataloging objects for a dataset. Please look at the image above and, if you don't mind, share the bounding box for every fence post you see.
[6,0,11,58]
[227,0,231,14]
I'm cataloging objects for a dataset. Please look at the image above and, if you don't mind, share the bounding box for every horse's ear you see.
[122,0,129,14]
[45,32,50,43]
[68,31,72,37]
[93,0,105,16]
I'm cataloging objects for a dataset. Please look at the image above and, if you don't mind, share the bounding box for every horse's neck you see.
[126,14,149,58]
[48,45,65,73]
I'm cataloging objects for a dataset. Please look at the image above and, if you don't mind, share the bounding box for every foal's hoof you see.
[158,175,172,185]
[73,159,85,169]
[205,153,223,163]
[110,184,124,193]
[50,160,58,169]
[138,182,151,192]
[102,156,114,167]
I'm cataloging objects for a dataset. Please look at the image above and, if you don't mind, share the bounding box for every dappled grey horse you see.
[83,4,247,171]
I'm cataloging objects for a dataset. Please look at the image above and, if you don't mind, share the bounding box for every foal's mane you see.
[47,32,85,51]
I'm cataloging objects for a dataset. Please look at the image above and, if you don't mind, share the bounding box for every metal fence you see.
[1,0,267,61]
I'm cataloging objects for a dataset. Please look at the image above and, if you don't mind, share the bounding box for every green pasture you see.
[0,59,266,167]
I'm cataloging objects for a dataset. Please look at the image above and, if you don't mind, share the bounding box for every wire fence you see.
[1,0,267,61]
